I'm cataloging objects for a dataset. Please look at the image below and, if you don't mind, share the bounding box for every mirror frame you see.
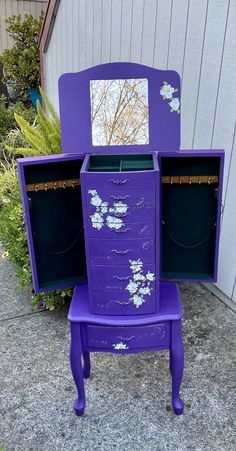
[59,62,180,154]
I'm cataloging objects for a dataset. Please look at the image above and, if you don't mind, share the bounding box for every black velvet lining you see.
[160,156,220,280]
[87,154,154,172]
[24,160,87,290]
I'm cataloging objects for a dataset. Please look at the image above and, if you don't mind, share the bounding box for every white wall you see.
[44,0,236,304]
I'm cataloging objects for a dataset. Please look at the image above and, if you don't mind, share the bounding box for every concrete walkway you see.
[0,247,236,451]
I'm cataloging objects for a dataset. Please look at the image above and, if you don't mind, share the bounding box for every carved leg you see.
[83,351,91,379]
[70,322,86,416]
[170,319,184,415]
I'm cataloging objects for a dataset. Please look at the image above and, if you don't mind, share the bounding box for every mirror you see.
[90,78,149,146]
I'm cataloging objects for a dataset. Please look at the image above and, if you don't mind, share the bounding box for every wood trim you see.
[39,0,61,90]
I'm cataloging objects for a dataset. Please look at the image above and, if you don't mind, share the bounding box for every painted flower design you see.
[113,201,128,214]
[125,259,156,309]
[126,281,139,294]
[160,83,175,99]
[132,294,145,308]
[130,259,143,273]
[169,97,180,112]
[90,212,104,230]
[160,81,180,114]
[106,215,124,230]
[146,271,155,282]
[113,342,129,350]
[88,190,129,230]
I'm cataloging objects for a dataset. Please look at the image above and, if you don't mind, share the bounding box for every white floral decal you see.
[88,190,129,230]
[160,81,180,114]
[112,342,129,350]
[125,259,155,308]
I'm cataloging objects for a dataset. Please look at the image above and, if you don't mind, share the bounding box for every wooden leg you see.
[70,322,86,416]
[83,351,91,379]
[170,319,184,415]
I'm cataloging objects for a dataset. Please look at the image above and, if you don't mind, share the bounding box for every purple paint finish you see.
[91,289,156,316]
[88,238,155,266]
[59,62,180,154]
[85,188,155,207]
[68,282,184,415]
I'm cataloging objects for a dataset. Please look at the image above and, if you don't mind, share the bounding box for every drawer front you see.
[85,171,156,190]
[91,289,156,315]
[87,221,155,238]
[85,323,170,352]
[88,238,155,266]
[90,263,156,292]
[87,204,155,224]
[86,188,155,207]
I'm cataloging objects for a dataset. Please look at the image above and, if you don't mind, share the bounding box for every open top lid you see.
[59,62,180,155]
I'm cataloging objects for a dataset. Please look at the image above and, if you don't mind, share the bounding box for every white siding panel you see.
[93,0,102,66]
[110,0,122,61]
[217,136,236,298]
[141,0,157,66]
[85,0,93,68]
[192,0,229,149]
[130,0,144,63]
[153,0,172,69]
[43,0,236,304]
[181,0,208,149]
[101,0,112,62]
[120,0,133,61]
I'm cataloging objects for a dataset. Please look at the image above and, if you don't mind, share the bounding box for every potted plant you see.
[0,13,44,108]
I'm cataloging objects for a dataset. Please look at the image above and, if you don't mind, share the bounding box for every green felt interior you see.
[24,160,87,290]
[87,154,154,172]
[160,156,220,280]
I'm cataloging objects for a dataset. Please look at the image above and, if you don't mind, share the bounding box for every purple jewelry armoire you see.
[17,63,224,416]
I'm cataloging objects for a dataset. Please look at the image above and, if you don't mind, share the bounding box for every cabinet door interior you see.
[20,158,87,292]
[160,155,222,281]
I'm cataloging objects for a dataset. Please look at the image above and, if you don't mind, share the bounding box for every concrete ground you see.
[0,247,236,451]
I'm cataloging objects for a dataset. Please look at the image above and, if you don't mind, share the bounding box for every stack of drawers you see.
[81,164,159,315]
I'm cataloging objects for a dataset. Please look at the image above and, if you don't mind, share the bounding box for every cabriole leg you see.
[70,322,86,416]
[170,319,184,415]
[83,351,91,378]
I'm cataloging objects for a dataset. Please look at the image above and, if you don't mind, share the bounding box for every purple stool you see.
[68,282,184,416]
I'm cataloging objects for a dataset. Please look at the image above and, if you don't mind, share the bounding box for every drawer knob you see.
[113,275,130,281]
[110,195,131,200]
[111,249,131,255]
[117,336,135,342]
[112,228,131,234]
[114,300,132,305]
[109,179,129,185]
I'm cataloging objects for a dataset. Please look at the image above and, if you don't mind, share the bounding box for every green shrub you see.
[0,13,44,94]
[0,91,72,310]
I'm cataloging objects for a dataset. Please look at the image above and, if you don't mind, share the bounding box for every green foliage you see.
[0,13,44,93]
[5,87,62,156]
[0,94,70,311]
[0,94,35,143]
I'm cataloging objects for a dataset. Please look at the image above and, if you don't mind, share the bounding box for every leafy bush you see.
[0,13,44,94]
[0,90,72,310]
[0,95,35,141]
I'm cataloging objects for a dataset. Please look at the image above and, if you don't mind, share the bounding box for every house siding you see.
[43,0,236,305]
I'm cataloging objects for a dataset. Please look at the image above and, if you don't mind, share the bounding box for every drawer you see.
[87,221,155,239]
[90,263,156,292]
[87,204,155,224]
[84,323,170,352]
[88,238,155,266]
[85,171,156,190]
[91,289,156,315]
[86,188,155,207]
